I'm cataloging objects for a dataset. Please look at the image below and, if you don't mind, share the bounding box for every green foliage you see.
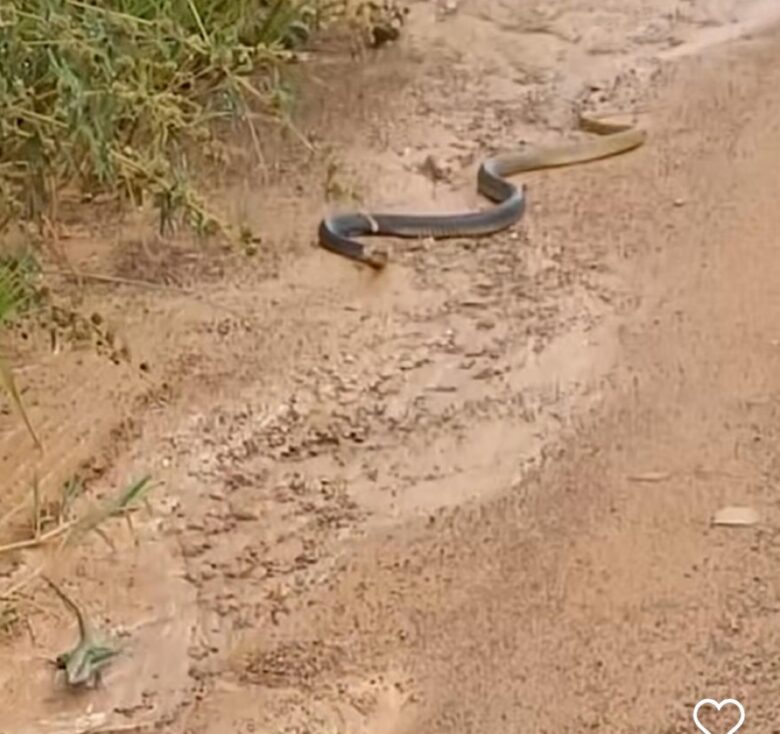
[0,0,323,237]
[0,252,43,448]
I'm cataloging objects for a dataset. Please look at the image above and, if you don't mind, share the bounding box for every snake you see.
[317,113,647,268]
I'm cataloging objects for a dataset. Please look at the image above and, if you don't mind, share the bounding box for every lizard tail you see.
[42,574,88,641]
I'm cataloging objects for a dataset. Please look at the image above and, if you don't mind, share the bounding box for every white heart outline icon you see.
[692,698,745,734]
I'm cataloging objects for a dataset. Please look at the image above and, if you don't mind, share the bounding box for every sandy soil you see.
[2,0,780,732]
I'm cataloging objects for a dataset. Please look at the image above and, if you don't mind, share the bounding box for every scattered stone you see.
[231,508,260,522]
[627,472,672,483]
[711,506,759,527]
[418,154,450,182]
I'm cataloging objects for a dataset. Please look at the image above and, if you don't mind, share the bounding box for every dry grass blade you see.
[66,474,155,545]
[0,521,73,556]
[0,474,154,556]
[0,354,42,451]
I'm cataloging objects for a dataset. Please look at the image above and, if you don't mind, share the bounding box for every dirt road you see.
[3,0,780,732]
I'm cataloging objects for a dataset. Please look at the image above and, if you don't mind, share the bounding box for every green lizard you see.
[43,575,120,688]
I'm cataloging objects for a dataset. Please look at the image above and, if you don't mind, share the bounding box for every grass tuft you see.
[0,253,44,448]
[0,0,327,240]
[0,473,156,555]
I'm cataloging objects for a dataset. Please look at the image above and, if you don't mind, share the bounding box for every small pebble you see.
[712,506,759,527]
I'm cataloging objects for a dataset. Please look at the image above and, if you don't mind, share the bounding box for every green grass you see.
[0,0,326,238]
[0,251,40,323]
[0,253,43,448]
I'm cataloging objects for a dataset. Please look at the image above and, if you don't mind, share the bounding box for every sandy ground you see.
[2,0,780,732]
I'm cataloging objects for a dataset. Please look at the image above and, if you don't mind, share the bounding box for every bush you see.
[0,0,322,237]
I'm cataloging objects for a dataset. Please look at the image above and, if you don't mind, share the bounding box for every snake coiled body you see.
[318,114,646,268]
